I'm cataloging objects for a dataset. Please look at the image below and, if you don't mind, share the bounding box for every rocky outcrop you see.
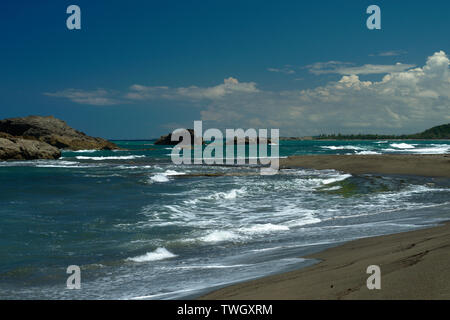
[0,115,119,161]
[0,116,118,151]
[0,135,60,160]
[154,129,203,145]
[155,129,272,145]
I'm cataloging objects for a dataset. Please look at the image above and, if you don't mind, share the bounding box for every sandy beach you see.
[199,154,450,300]
[280,154,450,178]
[200,221,450,299]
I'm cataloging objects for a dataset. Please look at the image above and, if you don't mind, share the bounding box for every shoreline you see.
[199,155,450,300]
[199,221,450,300]
[280,154,450,178]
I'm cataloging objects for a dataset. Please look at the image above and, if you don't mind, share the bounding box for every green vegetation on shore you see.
[316,123,450,140]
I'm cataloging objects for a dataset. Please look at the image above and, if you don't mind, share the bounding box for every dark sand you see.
[280,154,450,178]
[200,155,450,300]
[200,222,450,299]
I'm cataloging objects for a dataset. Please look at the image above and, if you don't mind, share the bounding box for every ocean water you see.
[0,140,449,299]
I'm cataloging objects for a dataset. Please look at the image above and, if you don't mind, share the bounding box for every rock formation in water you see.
[0,133,61,160]
[154,129,204,145]
[155,129,272,145]
[0,115,119,160]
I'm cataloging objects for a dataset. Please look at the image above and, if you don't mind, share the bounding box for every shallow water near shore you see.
[0,140,449,299]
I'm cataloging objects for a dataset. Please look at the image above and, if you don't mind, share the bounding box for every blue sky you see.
[1,0,449,139]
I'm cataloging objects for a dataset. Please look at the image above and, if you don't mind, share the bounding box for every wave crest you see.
[126,248,177,262]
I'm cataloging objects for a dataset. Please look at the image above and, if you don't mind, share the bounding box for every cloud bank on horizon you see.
[45,51,450,136]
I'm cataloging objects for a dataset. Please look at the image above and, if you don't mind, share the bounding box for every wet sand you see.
[280,154,450,178]
[200,221,450,299]
[200,155,450,300]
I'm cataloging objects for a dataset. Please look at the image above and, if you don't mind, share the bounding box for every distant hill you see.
[316,123,450,140]
[408,123,450,139]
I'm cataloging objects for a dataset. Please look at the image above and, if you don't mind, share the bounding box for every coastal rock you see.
[155,129,271,145]
[154,129,203,145]
[0,136,61,160]
[0,116,119,151]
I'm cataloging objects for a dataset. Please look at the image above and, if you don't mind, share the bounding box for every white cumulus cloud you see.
[199,51,450,135]
[44,51,450,136]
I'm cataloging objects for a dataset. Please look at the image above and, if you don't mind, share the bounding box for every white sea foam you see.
[36,160,77,166]
[205,188,246,200]
[321,146,363,150]
[384,144,449,154]
[174,264,249,270]
[129,240,153,244]
[150,174,170,182]
[251,241,336,252]
[183,199,199,205]
[117,165,154,170]
[260,167,279,175]
[290,178,329,191]
[84,173,123,178]
[408,145,450,154]
[0,160,95,168]
[164,205,184,214]
[200,230,241,243]
[390,143,415,149]
[163,170,186,176]
[250,246,284,252]
[126,248,177,262]
[148,170,186,183]
[35,160,100,168]
[334,147,381,154]
[131,288,201,300]
[76,155,146,160]
[290,216,322,227]
[284,209,322,227]
[239,223,289,234]
[322,173,352,185]
[355,151,381,155]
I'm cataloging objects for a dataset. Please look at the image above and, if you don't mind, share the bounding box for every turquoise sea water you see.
[0,140,449,299]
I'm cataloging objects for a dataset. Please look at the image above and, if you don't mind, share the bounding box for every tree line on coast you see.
[316,123,450,140]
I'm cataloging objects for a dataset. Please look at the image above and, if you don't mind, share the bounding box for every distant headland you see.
[282,123,450,141]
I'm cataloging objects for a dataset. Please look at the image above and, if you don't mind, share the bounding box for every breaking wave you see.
[200,230,241,243]
[390,143,416,149]
[76,155,146,160]
[126,248,177,262]
[321,145,363,150]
